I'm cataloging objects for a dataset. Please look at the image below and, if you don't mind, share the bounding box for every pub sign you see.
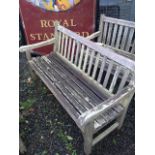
[20,0,97,55]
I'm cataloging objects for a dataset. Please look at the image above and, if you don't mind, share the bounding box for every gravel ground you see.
[19,53,135,155]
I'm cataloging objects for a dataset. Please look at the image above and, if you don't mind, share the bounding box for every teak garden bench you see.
[20,23,135,155]
[87,14,135,60]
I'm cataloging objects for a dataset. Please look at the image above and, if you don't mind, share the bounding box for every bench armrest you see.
[19,38,56,53]
[79,86,135,126]
[86,31,101,40]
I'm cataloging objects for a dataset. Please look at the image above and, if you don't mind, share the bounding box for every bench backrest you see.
[54,25,135,96]
[98,14,135,59]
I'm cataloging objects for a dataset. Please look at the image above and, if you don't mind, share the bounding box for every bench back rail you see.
[55,25,135,96]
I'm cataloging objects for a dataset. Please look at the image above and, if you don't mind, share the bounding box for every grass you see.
[57,129,77,155]
[20,98,36,110]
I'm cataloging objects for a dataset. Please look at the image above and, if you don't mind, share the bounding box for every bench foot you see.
[83,123,94,155]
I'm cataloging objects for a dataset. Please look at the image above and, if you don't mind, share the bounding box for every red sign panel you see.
[20,0,97,55]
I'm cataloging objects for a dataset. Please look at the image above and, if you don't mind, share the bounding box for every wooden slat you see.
[98,15,105,42]
[115,25,123,49]
[82,47,90,72]
[92,53,100,79]
[102,22,108,44]
[106,23,113,45]
[60,33,65,55]
[109,66,121,93]
[87,50,95,75]
[125,28,135,52]
[70,40,76,63]
[118,70,130,92]
[97,56,107,83]
[74,42,81,65]
[57,31,62,53]
[78,45,85,69]
[103,61,114,88]
[111,24,118,47]
[130,42,135,54]
[104,16,135,28]
[67,37,72,60]
[64,35,69,57]
[120,27,129,50]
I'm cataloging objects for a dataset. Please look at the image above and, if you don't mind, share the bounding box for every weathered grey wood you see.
[60,33,65,55]
[83,122,94,155]
[115,25,123,49]
[67,37,72,60]
[125,28,135,52]
[86,31,101,40]
[118,70,130,92]
[93,122,119,146]
[120,26,129,50]
[20,24,135,155]
[82,47,90,72]
[106,23,113,45]
[103,61,114,87]
[19,38,56,52]
[70,40,76,63]
[87,50,95,75]
[111,24,118,47]
[97,14,105,42]
[63,35,68,57]
[97,56,107,83]
[58,25,135,71]
[92,53,100,79]
[102,22,108,44]
[109,66,121,93]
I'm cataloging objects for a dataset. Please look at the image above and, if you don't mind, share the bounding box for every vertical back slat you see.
[102,22,108,44]
[87,50,95,75]
[57,31,62,53]
[118,70,130,92]
[115,25,123,49]
[103,61,114,87]
[70,40,76,63]
[120,27,129,50]
[98,15,105,42]
[74,42,81,65]
[60,33,65,55]
[78,45,85,69]
[125,28,135,52]
[92,53,100,79]
[106,23,113,45]
[109,66,121,93]
[130,42,135,54]
[67,37,72,60]
[64,35,69,57]
[82,47,90,72]
[97,56,107,83]
[111,24,118,47]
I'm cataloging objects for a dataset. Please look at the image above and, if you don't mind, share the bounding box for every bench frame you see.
[20,22,135,155]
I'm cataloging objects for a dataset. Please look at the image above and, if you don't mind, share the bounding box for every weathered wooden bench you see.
[20,23,135,155]
[88,14,135,60]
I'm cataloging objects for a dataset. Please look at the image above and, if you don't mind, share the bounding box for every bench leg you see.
[117,93,134,129]
[83,122,94,155]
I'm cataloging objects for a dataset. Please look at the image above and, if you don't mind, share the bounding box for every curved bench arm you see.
[86,31,101,40]
[19,38,56,53]
[79,85,135,127]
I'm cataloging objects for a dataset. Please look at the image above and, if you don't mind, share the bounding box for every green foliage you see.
[57,130,76,154]
[20,98,36,110]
